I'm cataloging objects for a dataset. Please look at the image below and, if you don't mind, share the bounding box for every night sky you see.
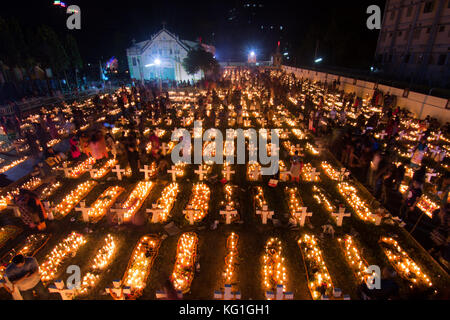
[1,0,386,68]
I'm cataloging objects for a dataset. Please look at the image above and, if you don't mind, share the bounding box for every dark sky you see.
[1,0,386,67]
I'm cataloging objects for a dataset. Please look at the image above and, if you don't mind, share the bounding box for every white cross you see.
[220,206,238,224]
[112,165,126,181]
[167,166,178,182]
[183,207,199,225]
[105,280,131,300]
[266,285,294,300]
[222,166,235,181]
[48,280,75,300]
[75,201,90,222]
[309,168,320,181]
[292,207,313,227]
[161,143,170,156]
[256,205,274,224]
[426,171,438,183]
[57,162,71,177]
[111,206,128,225]
[430,147,441,158]
[195,165,208,181]
[378,131,388,140]
[146,204,164,223]
[214,284,241,300]
[140,165,154,181]
[332,207,351,227]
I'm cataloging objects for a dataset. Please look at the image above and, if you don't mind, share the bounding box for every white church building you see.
[127,29,215,83]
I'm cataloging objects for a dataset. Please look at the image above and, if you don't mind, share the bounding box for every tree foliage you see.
[182,46,220,78]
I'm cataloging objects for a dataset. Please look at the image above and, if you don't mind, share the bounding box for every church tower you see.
[272,41,282,68]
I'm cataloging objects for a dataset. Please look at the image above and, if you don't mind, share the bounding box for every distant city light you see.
[315,58,323,63]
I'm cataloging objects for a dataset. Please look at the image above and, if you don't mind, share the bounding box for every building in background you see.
[126,28,215,83]
[375,0,450,88]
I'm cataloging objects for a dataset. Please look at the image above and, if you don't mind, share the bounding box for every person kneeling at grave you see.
[14,189,47,230]
[5,254,49,300]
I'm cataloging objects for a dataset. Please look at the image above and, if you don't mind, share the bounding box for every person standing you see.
[290,151,303,183]
[125,135,140,181]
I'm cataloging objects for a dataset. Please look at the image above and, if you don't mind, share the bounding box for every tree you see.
[182,46,220,79]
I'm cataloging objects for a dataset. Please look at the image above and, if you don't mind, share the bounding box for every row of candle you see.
[312,186,337,214]
[262,238,288,295]
[298,234,334,300]
[380,237,433,288]
[87,186,124,223]
[184,183,211,223]
[92,159,118,179]
[77,234,118,296]
[321,161,341,181]
[223,233,239,285]
[0,157,28,175]
[285,187,305,223]
[337,235,370,284]
[39,232,87,283]
[1,234,49,265]
[67,157,96,179]
[121,181,154,222]
[152,183,180,222]
[122,235,161,297]
[54,180,98,219]
[302,163,321,182]
[337,182,377,224]
[171,232,198,293]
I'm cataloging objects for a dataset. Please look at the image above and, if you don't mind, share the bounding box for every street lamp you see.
[314,58,323,63]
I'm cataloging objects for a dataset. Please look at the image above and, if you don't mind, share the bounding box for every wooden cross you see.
[105,280,131,300]
[332,207,351,227]
[48,280,75,300]
[292,207,313,227]
[195,165,208,181]
[161,143,170,156]
[222,166,235,181]
[183,206,199,225]
[57,162,71,177]
[75,201,90,222]
[167,166,178,182]
[214,284,241,300]
[266,285,294,300]
[146,204,165,223]
[256,205,274,224]
[220,206,238,224]
[140,165,154,181]
[111,206,128,225]
[112,165,126,181]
